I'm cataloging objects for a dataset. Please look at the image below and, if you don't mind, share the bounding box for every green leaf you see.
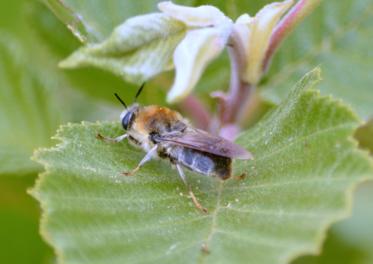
[293,181,373,264]
[0,34,62,175]
[32,69,373,263]
[261,0,373,119]
[0,174,53,263]
[0,1,137,176]
[42,0,187,42]
[28,2,134,104]
[60,13,186,84]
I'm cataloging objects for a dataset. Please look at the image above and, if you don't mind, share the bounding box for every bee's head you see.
[115,83,145,131]
[119,104,139,130]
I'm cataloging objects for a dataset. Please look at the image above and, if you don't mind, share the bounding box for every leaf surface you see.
[60,13,186,84]
[32,69,373,263]
[294,181,373,264]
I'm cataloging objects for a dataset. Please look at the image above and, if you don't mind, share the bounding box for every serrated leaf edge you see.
[270,71,373,263]
[29,89,373,264]
[28,121,109,264]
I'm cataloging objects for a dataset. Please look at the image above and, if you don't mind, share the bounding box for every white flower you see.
[158,0,294,103]
[158,1,230,27]
[158,1,233,103]
[233,0,294,84]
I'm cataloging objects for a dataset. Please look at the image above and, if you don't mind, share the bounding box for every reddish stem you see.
[221,44,250,124]
[215,34,252,127]
[212,35,254,140]
[180,95,211,131]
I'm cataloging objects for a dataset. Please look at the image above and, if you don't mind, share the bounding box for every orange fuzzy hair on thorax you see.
[134,105,183,133]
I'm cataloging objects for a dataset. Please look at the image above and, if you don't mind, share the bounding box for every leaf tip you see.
[304,66,322,84]
[290,66,323,97]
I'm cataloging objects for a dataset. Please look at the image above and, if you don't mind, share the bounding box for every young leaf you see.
[31,2,168,106]
[32,69,373,263]
[60,13,186,84]
[42,0,171,42]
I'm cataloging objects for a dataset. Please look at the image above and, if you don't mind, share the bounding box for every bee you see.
[97,84,253,212]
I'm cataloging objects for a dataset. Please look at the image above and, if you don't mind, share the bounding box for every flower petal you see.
[235,0,293,84]
[167,25,231,103]
[233,14,253,55]
[158,1,231,27]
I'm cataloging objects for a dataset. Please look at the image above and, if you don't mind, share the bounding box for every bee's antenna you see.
[134,83,146,102]
[114,93,127,109]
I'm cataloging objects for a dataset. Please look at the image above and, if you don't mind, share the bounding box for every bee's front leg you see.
[122,145,158,176]
[96,133,128,143]
[176,164,208,214]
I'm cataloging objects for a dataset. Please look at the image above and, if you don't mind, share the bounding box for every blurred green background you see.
[0,0,372,263]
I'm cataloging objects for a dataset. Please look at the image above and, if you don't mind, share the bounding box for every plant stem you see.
[263,0,321,72]
[213,34,254,140]
[180,95,211,131]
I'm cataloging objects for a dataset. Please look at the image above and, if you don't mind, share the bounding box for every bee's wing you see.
[156,128,253,160]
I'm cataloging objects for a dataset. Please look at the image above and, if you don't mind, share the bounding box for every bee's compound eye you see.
[122,112,134,130]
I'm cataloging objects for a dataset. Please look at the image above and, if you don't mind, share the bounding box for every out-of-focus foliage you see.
[0,35,61,175]
[0,174,54,264]
[0,0,57,261]
[0,0,121,262]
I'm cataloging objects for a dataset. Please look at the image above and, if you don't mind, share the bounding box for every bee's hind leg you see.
[234,172,247,180]
[97,133,128,143]
[122,145,158,176]
[176,164,208,213]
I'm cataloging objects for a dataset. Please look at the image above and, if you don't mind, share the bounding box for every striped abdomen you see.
[164,145,232,180]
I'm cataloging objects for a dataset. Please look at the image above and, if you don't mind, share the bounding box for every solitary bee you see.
[97,84,252,212]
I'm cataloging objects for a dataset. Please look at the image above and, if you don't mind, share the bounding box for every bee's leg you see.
[96,133,128,143]
[176,164,208,213]
[234,173,247,180]
[122,145,158,176]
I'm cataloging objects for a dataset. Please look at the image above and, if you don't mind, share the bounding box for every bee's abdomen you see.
[168,147,232,180]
